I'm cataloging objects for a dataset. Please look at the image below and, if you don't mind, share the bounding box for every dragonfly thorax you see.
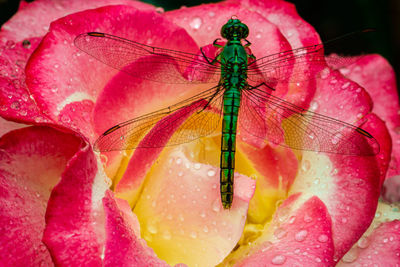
[221,18,249,41]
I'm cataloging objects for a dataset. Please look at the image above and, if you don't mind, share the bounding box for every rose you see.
[1,0,399,266]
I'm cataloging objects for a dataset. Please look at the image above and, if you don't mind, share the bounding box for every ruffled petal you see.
[338,202,400,265]
[103,191,170,266]
[0,0,154,42]
[0,126,81,265]
[43,143,109,266]
[224,195,335,266]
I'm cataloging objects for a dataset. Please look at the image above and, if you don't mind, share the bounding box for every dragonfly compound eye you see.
[221,19,249,40]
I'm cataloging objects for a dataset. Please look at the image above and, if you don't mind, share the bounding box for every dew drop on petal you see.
[295,230,308,242]
[162,230,171,240]
[341,248,358,263]
[189,17,202,30]
[273,227,287,239]
[207,169,216,177]
[357,236,370,248]
[190,231,197,239]
[194,163,201,170]
[341,82,350,89]
[318,234,328,243]
[271,255,286,265]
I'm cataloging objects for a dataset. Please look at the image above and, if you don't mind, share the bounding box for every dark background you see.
[1,0,399,90]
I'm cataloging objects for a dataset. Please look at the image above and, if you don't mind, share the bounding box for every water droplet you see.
[147,222,158,234]
[190,231,197,238]
[273,228,287,239]
[271,255,286,265]
[341,82,350,89]
[303,214,312,223]
[10,101,20,110]
[194,163,201,170]
[309,101,318,111]
[203,226,209,233]
[162,230,171,239]
[331,132,343,145]
[301,160,311,172]
[320,68,330,79]
[207,169,216,176]
[208,11,215,17]
[383,237,389,243]
[357,236,370,248]
[295,230,308,242]
[294,248,301,254]
[341,248,358,263]
[212,199,220,212]
[313,178,320,185]
[255,33,262,39]
[178,171,183,177]
[189,17,202,30]
[318,234,328,243]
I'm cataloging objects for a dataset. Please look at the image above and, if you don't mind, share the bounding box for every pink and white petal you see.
[330,54,400,178]
[0,0,155,42]
[0,116,27,137]
[224,195,334,266]
[103,191,170,267]
[26,6,199,139]
[0,37,50,124]
[0,126,81,266]
[132,147,255,266]
[337,202,400,266]
[43,144,110,266]
[290,114,390,261]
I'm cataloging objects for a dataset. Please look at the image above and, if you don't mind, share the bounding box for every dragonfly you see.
[75,18,379,209]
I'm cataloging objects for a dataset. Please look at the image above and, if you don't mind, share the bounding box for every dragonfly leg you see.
[196,84,223,113]
[200,46,221,65]
[213,38,224,48]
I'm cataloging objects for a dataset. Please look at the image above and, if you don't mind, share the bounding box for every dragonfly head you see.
[221,18,249,40]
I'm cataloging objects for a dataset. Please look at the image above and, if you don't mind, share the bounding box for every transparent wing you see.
[94,85,224,151]
[247,43,325,84]
[74,32,221,84]
[240,86,379,155]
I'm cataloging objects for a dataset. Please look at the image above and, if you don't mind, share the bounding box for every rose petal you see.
[103,190,170,266]
[43,143,109,265]
[0,116,27,137]
[0,126,81,265]
[290,112,390,261]
[330,54,400,178]
[337,202,400,265]
[224,195,334,266]
[132,147,255,266]
[0,0,154,42]
[0,37,50,123]
[26,5,199,139]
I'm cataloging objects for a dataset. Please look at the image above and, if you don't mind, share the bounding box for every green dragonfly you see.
[75,18,379,209]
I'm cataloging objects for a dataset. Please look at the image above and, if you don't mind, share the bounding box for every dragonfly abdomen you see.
[220,88,241,209]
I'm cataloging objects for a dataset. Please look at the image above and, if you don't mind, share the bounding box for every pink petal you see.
[0,117,27,137]
[0,37,50,124]
[26,5,198,139]
[0,0,155,42]
[43,143,108,266]
[132,148,255,266]
[290,113,390,261]
[329,54,400,178]
[103,191,170,266]
[338,202,400,265]
[339,221,400,265]
[0,126,81,265]
[231,195,334,266]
